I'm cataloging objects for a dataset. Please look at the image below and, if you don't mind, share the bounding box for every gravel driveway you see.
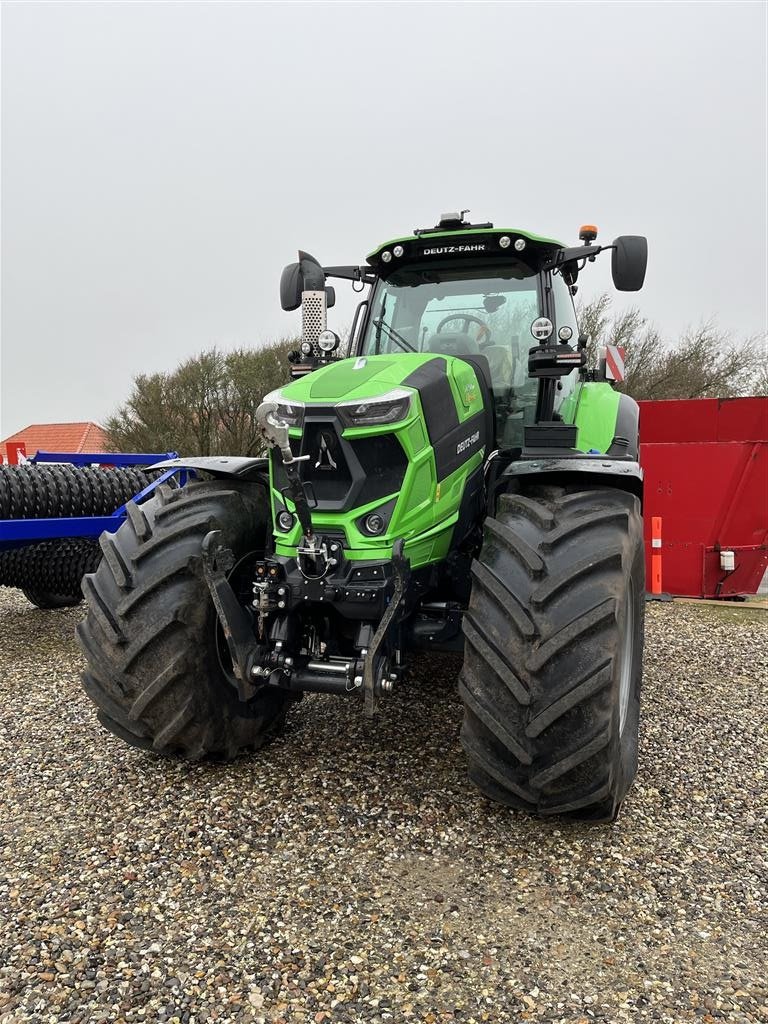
[0,589,766,1024]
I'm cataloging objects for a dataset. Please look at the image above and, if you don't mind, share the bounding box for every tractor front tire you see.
[77,480,292,759]
[459,485,644,822]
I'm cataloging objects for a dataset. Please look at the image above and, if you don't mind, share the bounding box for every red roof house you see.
[1,422,109,463]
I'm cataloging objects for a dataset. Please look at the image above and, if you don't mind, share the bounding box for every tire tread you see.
[459,484,644,820]
[77,479,290,760]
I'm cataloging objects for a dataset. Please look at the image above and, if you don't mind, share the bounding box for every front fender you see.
[502,456,643,501]
[149,455,269,481]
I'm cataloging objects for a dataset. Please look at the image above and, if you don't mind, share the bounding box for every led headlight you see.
[393,245,404,258]
[300,341,313,356]
[531,317,554,341]
[318,330,339,353]
[337,388,412,427]
[262,389,305,428]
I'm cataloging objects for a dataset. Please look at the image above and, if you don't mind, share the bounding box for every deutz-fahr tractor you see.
[79,213,648,821]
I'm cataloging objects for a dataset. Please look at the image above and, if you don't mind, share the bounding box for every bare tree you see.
[751,358,768,397]
[105,340,297,455]
[577,294,766,400]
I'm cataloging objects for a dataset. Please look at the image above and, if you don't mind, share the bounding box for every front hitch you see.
[255,400,315,539]
[255,401,331,578]
[362,539,410,718]
[201,530,263,700]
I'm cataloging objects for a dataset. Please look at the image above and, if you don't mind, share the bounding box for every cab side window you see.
[551,273,581,413]
[552,273,579,339]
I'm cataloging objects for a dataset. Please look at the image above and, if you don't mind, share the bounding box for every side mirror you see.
[612,235,648,291]
[325,286,336,309]
[280,263,302,311]
[280,250,326,311]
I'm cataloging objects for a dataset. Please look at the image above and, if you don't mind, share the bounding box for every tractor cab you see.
[357,248,578,448]
[280,212,646,450]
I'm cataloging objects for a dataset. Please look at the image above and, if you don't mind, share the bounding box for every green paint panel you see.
[308,359,396,399]
[406,418,429,453]
[281,353,438,405]
[571,382,621,453]
[558,382,582,428]
[448,358,485,423]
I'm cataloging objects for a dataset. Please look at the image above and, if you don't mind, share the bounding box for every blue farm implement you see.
[0,451,184,608]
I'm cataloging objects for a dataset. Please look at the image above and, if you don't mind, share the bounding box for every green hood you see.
[278,353,442,404]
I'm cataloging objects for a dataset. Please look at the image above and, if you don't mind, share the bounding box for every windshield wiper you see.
[374,298,386,354]
[373,316,417,353]
[373,296,416,353]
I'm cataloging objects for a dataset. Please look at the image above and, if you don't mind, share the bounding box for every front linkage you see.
[200,401,409,715]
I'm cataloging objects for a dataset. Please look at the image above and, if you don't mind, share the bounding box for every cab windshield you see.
[360,262,544,446]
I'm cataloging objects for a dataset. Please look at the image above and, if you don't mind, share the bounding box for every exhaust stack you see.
[297,250,327,350]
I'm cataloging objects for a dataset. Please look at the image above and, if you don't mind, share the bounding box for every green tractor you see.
[79,213,648,821]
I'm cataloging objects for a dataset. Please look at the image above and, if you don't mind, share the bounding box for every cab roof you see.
[366,225,565,272]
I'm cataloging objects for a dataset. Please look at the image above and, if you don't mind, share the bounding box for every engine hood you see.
[278,353,451,405]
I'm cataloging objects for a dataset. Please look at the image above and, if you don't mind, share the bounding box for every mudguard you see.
[608,393,640,459]
[502,456,643,500]
[149,456,269,480]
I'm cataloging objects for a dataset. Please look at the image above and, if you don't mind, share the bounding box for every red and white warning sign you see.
[7,442,27,465]
[604,345,626,382]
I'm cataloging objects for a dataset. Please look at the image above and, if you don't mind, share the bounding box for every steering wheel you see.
[435,313,492,346]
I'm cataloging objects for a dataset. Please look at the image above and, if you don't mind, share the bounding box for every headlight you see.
[337,388,412,427]
[531,316,554,341]
[318,330,339,353]
[262,390,305,428]
[362,512,386,535]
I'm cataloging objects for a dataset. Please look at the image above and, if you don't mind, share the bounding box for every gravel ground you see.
[0,589,766,1024]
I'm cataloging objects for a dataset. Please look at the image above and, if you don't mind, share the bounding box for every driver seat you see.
[426,332,481,357]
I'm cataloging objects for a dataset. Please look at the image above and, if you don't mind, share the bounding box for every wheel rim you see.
[618,578,636,736]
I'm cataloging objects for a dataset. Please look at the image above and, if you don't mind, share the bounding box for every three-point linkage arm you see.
[254,402,314,539]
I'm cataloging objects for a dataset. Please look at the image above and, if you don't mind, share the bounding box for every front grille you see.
[350,434,408,505]
[271,417,408,513]
[301,421,353,503]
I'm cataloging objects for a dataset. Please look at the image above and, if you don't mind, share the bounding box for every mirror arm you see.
[542,243,611,272]
[323,265,377,285]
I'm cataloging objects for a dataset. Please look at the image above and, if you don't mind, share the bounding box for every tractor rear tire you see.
[459,485,644,822]
[77,479,292,759]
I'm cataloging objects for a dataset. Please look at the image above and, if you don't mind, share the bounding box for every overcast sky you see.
[1,1,766,438]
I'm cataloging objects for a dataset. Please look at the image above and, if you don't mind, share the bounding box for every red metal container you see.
[638,397,768,598]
